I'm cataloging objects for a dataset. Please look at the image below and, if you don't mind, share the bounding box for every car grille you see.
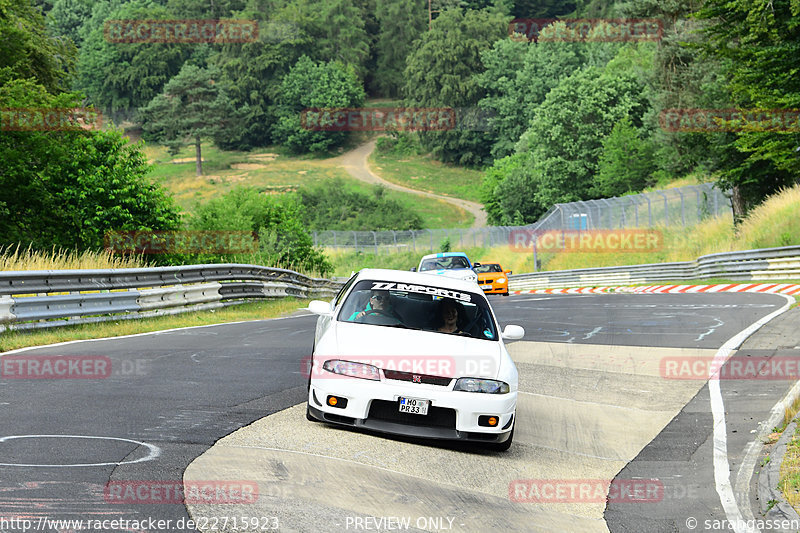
[382,369,452,386]
[368,400,456,429]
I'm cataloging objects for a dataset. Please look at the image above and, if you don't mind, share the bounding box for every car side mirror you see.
[410,267,417,272]
[506,270,512,275]
[308,300,334,316]
[501,325,524,340]
[473,262,481,268]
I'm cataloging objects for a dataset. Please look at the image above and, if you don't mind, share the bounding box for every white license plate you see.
[398,397,430,415]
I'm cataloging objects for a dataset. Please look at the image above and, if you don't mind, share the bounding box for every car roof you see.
[419,252,469,260]
[354,268,483,293]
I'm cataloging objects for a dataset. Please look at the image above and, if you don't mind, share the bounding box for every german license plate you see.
[398,397,429,415]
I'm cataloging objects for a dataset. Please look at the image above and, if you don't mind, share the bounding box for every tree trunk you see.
[730,184,746,228]
[195,137,202,176]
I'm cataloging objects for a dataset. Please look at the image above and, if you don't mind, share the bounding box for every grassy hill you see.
[142,143,474,229]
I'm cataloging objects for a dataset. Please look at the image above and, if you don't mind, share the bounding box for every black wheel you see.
[487,426,514,452]
[502,291,509,296]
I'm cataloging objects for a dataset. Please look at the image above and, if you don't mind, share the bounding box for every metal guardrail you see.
[508,245,800,291]
[0,264,344,333]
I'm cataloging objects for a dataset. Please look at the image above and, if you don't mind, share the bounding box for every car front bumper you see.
[479,282,508,294]
[308,377,515,443]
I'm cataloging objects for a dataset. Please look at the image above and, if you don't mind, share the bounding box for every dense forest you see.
[1,0,798,270]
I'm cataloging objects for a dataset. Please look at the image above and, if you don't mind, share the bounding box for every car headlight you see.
[323,359,380,381]
[496,278,506,284]
[453,378,509,394]
[464,273,478,282]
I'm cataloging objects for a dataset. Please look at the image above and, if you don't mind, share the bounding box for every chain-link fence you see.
[312,183,730,253]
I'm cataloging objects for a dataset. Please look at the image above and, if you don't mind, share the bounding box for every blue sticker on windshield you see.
[483,329,494,339]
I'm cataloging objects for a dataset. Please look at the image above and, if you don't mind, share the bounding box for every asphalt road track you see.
[0,293,791,532]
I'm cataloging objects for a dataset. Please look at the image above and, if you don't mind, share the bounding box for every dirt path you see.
[334,139,487,229]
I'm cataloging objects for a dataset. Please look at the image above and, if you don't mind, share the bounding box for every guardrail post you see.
[353,231,357,251]
[313,231,317,247]
[372,231,378,255]
[391,230,397,251]
[677,188,685,227]
[411,230,416,251]
[645,194,652,226]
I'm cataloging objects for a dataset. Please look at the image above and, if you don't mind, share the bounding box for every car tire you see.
[502,291,509,296]
[487,426,514,452]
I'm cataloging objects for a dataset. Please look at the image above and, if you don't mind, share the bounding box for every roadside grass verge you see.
[144,142,471,228]
[1,244,147,270]
[779,405,800,511]
[0,299,306,353]
[369,150,485,203]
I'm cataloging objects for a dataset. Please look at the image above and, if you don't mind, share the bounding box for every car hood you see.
[320,322,503,380]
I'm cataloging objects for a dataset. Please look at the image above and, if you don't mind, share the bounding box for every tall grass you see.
[0,244,147,271]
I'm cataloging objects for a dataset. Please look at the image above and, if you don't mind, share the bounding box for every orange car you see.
[473,262,511,296]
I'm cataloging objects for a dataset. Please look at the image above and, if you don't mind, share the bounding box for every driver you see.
[349,290,397,321]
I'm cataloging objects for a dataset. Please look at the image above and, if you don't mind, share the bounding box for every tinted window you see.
[474,264,502,273]
[337,279,497,340]
[419,256,470,271]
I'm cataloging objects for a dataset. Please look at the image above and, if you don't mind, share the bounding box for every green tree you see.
[0,0,76,93]
[272,55,365,154]
[695,0,800,220]
[189,188,332,275]
[592,115,656,197]
[139,64,237,176]
[45,0,94,47]
[315,0,371,79]
[76,0,190,118]
[476,33,618,159]
[402,8,508,166]
[0,78,181,250]
[373,0,426,97]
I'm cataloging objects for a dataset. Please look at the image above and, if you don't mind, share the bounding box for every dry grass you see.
[0,244,146,271]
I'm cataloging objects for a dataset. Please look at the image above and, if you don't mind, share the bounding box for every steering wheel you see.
[357,309,402,325]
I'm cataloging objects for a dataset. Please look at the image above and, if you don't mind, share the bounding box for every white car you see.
[413,252,479,284]
[306,268,524,451]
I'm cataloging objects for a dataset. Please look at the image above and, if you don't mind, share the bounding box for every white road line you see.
[0,312,314,356]
[709,294,794,533]
[0,435,160,467]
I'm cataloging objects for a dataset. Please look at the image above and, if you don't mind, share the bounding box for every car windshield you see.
[474,264,502,273]
[338,279,498,340]
[419,256,470,271]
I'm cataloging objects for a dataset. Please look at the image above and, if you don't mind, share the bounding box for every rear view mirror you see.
[410,267,417,272]
[308,300,334,316]
[501,325,524,340]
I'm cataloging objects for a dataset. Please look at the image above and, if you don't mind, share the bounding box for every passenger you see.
[435,298,467,334]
